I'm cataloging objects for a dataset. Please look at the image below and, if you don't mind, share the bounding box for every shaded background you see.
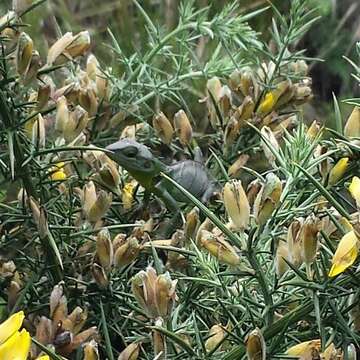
[2,0,360,118]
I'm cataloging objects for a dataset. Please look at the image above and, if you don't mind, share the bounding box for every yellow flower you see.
[0,328,31,360]
[328,157,349,186]
[0,311,25,345]
[349,176,360,208]
[329,231,358,277]
[122,180,137,210]
[36,356,50,360]
[50,162,67,181]
[257,92,275,115]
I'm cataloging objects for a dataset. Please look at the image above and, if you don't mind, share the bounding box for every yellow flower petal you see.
[122,181,137,210]
[51,169,67,181]
[257,92,275,115]
[36,356,50,360]
[0,311,25,345]
[328,157,349,186]
[349,176,360,208]
[0,328,31,360]
[329,231,358,277]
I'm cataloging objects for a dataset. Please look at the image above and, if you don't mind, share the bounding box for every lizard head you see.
[106,138,164,175]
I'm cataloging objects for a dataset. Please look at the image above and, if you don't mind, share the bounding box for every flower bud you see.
[37,84,51,111]
[228,154,249,178]
[206,77,222,128]
[31,114,46,148]
[287,218,304,267]
[300,214,319,265]
[234,96,255,123]
[16,32,33,75]
[96,229,113,270]
[7,280,21,310]
[306,120,321,140]
[52,294,68,329]
[86,54,99,81]
[196,218,213,245]
[275,239,289,277]
[91,263,109,288]
[64,105,89,142]
[23,50,40,84]
[113,237,141,268]
[55,96,70,134]
[99,158,120,189]
[245,328,266,360]
[118,342,140,360]
[82,182,112,224]
[184,207,199,240]
[29,197,49,239]
[247,179,262,207]
[153,112,174,144]
[131,267,157,318]
[229,69,242,91]
[328,157,349,186]
[79,87,98,116]
[287,340,321,358]
[253,173,282,226]
[344,107,360,138]
[223,180,250,230]
[219,85,232,118]
[347,344,357,360]
[83,340,99,360]
[329,230,358,277]
[260,126,279,166]
[224,117,239,147]
[349,176,360,208]
[66,31,91,58]
[166,230,187,270]
[63,307,87,334]
[153,318,166,359]
[62,326,98,354]
[87,190,112,223]
[34,316,52,349]
[200,230,241,266]
[239,69,255,97]
[155,272,177,318]
[47,31,90,65]
[205,324,225,353]
[293,84,313,105]
[50,282,65,317]
[174,110,193,146]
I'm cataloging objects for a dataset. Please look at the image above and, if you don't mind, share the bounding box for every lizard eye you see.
[123,147,138,158]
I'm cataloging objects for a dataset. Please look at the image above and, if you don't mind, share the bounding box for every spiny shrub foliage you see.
[0,0,360,359]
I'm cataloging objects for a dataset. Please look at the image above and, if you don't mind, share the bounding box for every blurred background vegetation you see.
[1,0,359,120]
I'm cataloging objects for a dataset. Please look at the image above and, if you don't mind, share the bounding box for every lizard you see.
[105,138,219,237]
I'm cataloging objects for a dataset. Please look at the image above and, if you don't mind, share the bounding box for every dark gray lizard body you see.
[106,139,219,236]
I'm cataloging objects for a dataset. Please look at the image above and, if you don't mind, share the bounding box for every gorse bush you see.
[1,0,360,359]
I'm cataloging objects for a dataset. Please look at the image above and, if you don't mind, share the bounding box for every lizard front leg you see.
[153,184,182,239]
